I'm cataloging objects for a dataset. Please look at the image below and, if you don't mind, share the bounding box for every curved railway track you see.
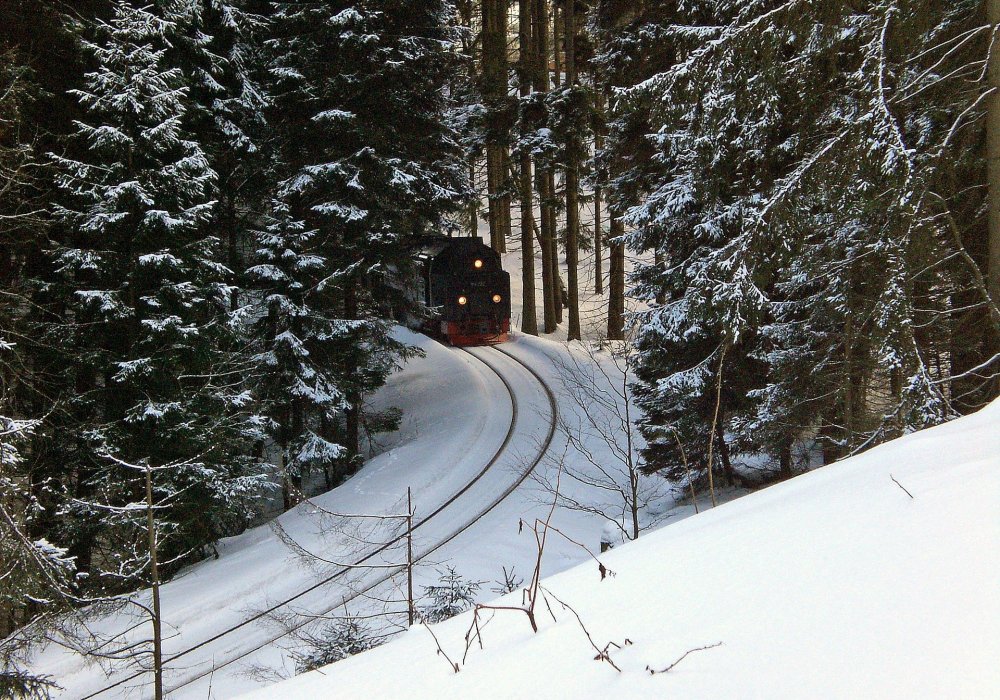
[78,344,557,700]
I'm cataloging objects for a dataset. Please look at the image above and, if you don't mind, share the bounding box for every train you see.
[412,236,511,346]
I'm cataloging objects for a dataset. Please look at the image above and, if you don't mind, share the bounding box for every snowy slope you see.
[241,400,1000,700]
[30,326,672,698]
[28,329,524,697]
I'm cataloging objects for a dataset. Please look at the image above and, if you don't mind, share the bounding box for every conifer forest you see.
[1,1,998,698]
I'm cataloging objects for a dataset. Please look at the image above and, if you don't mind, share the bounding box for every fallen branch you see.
[419,612,460,674]
[646,641,723,674]
[539,585,629,673]
[889,474,915,499]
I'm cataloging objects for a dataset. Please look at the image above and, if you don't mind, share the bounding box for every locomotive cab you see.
[413,237,511,346]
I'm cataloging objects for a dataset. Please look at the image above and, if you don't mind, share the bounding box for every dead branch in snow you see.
[646,641,724,674]
[890,473,915,499]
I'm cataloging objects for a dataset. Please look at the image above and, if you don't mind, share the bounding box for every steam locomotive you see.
[412,236,511,346]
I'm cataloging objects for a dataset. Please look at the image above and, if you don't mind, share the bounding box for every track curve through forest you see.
[77,344,557,700]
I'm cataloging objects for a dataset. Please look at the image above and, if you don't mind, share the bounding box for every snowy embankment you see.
[243,400,1000,700]
[28,328,520,697]
[31,327,657,698]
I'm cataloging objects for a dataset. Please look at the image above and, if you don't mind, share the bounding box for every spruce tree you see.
[260,0,467,496]
[48,1,267,587]
[599,0,997,481]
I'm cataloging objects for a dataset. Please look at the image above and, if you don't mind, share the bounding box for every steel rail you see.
[78,343,556,700]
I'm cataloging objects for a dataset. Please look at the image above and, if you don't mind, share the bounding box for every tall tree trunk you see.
[550,2,564,324]
[482,0,511,253]
[469,159,478,236]
[534,0,558,332]
[607,216,626,340]
[594,90,605,295]
[779,439,793,477]
[344,278,361,458]
[987,0,1000,395]
[460,1,479,238]
[500,149,511,253]
[519,0,537,335]
[552,3,561,89]
[549,176,564,324]
[538,169,558,332]
[654,249,666,305]
[564,0,581,341]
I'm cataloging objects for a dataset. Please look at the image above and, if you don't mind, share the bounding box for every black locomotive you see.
[412,236,511,346]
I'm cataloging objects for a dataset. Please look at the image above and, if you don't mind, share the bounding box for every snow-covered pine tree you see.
[246,203,348,508]
[160,0,272,296]
[593,1,762,484]
[259,0,468,489]
[1,346,76,696]
[291,614,384,674]
[598,0,996,481]
[48,1,268,590]
[419,566,481,623]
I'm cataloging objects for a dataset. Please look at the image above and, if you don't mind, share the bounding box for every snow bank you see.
[241,400,1000,700]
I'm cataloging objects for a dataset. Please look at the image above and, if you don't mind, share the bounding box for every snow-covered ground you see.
[29,321,677,698]
[243,397,1000,700]
[29,218,996,700]
[29,192,663,697]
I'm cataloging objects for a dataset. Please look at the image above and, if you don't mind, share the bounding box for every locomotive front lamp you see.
[458,295,468,306]
[474,259,483,269]
[492,294,502,304]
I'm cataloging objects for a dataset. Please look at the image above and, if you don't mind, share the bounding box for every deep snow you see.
[242,399,1000,700]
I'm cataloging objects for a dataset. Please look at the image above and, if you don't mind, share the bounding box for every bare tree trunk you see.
[552,3,561,89]
[459,1,479,238]
[482,0,511,253]
[564,0,581,341]
[607,217,625,340]
[549,1,564,325]
[469,161,478,237]
[594,186,603,295]
[534,0,558,333]
[501,149,511,253]
[145,467,163,700]
[549,172,564,324]
[519,0,537,335]
[594,90,606,295]
[779,439,793,478]
[987,0,1000,394]
[705,343,727,508]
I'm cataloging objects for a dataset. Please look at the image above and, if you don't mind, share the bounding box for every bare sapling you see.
[460,463,624,672]
[706,341,728,508]
[534,339,670,545]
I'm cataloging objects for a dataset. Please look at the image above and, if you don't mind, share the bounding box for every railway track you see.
[77,344,557,700]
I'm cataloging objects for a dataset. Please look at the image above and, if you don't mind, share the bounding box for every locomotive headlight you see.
[492,294,502,304]
[458,295,468,306]
[473,259,483,269]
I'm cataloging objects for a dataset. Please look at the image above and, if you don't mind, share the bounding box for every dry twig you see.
[646,641,723,675]
[890,473,915,499]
